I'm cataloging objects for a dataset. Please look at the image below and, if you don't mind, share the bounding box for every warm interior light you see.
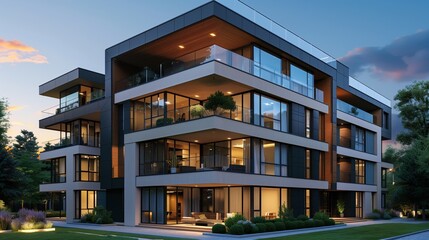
[227,91,232,95]
[195,95,200,98]
[165,101,171,105]
[178,45,185,49]
[210,33,216,37]
[227,137,231,140]
[194,140,199,143]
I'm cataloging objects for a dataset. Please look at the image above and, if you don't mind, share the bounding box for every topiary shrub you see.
[325,219,336,226]
[265,222,276,232]
[204,91,237,115]
[0,210,12,230]
[212,223,226,234]
[304,220,315,228]
[274,221,285,231]
[314,219,324,227]
[229,224,244,235]
[237,220,253,234]
[297,214,309,221]
[255,222,266,232]
[225,213,245,229]
[251,216,265,224]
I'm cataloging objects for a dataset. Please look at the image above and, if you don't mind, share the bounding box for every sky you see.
[1,0,429,146]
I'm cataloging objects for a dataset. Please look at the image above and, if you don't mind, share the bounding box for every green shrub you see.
[251,216,265,223]
[265,222,276,232]
[279,202,294,220]
[304,220,315,228]
[314,219,324,227]
[297,214,309,221]
[325,219,336,225]
[383,212,392,220]
[372,209,382,214]
[81,206,113,224]
[224,213,245,229]
[204,91,237,114]
[365,212,381,219]
[81,213,94,223]
[238,221,253,234]
[212,224,226,234]
[155,118,173,127]
[313,211,330,222]
[274,221,285,231]
[33,222,45,229]
[255,222,266,232]
[295,220,305,229]
[284,221,297,230]
[229,224,244,235]
[0,200,5,210]
[251,224,259,233]
[384,209,398,218]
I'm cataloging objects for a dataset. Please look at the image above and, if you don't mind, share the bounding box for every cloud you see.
[340,29,429,81]
[0,38,48,64]
[7,105,25,112]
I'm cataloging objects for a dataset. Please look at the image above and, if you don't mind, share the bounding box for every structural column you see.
[124,143,141,226]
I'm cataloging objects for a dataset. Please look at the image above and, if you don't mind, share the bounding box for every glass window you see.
[253,93,260,126]
[355,128,365,151]
[51,157,66,183]
[305,150,311,179]
[75,190,97,219]
[261,140,280,176]
[365,131,375,154]
[355,159,365,184]
[75,155,100,181]
[305,189,311,217]
[261,188,279,219]
[261,96,281,130]
[253,46,282,85]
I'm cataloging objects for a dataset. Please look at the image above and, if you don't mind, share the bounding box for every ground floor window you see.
[355,192,363,218]
[75,190,97,219]
[141,187,166,224]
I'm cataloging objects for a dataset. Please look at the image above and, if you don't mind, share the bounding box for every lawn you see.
[267,223,429,240]
[0,227,192,240]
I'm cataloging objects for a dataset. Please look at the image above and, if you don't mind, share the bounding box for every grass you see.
[0,226,192,240]
[267,223,429,240]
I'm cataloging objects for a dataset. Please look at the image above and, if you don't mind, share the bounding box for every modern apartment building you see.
[39,0,392,225]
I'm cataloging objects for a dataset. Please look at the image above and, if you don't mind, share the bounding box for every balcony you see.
[117,45,324,102]
[42,89,104,116]
[337,99,374,123]
[42,134,101,152]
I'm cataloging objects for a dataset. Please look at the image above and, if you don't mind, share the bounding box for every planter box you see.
[18,228,55,233]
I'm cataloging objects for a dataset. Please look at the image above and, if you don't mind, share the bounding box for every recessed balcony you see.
[116,45,323,102]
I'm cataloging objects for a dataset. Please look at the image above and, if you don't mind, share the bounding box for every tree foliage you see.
[0,99,9,147]
[382,147,400,164]
[12,130,49,204]
[390,137,429,217]
[204,91,236,114]
[394,81,429,145]
[0,147,22,203]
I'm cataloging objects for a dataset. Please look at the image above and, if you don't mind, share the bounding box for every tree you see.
[204,91,236,115]
[390,137,429,219]
[382,147,400,164]
[0,147,22,204]
[12,130,49,207]
[394,81,429,145]
[0,98,9,147]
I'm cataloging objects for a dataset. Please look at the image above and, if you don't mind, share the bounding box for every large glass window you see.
[58,85,104,114]
[58,120,100,147]
[305,189,311,217]
[75,155,99,181]
[305,150,311,179]
[355,128,365,152]
[50,157,66,183]
[253,93,289,132]
[141,187,165,224]
[254,139,287,176]
[305,109,311,138]
[355,159,365,184]
[290,64,315,98]
[253,46,282,85]
[75,190,97,219]
[139,140,166,175]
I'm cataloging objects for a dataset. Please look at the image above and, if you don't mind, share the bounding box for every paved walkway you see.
[390,230,429,240]
[52,218,428,240]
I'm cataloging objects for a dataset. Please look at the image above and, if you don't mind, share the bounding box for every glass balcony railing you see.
[133,104,252,131]
[41,92,104,116]
[117,45,324,102]
[337,99,374,123]
[42,134,101,152]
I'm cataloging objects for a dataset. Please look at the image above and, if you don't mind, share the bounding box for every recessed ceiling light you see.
[227,91,232,95]
[195,95,200,98]
[178,45,185,49]
[210,33,216,37]
[165,101,171,105]
[227,137,231,140]
[194,140,199,143]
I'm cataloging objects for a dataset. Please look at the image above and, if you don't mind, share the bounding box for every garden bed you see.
[18,227,55,233]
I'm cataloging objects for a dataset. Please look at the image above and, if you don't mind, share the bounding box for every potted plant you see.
[337,199,345,217]
[204,91,236,115]
[168,155,180,173]
[190,104,206,119]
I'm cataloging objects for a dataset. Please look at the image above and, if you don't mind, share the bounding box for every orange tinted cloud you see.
[7,105,25,112]
[0,38,47,64]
